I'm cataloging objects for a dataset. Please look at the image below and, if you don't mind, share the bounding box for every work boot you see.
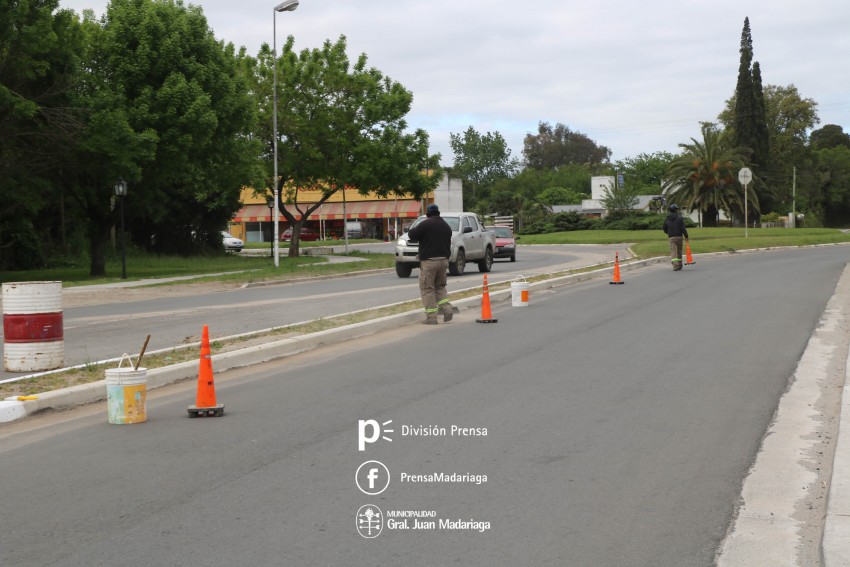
[423,316,438,325]
[441,305,454,322]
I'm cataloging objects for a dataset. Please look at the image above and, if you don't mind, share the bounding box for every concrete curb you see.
[824,341,850,566]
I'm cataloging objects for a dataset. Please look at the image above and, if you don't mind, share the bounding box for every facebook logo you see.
[356,460,390,495]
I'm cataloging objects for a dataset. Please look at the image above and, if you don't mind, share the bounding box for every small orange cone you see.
[476,274,498,324]
[609,251,624,285]
[685,240,695,265]
[187,325,225,417]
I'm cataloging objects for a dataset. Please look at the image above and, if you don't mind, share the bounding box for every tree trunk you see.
[287,220,302,258]
[88,220,112,277]
[704,204,719,227]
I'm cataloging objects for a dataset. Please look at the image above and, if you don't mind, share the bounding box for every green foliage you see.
[523,122,611,170]
[273,35,441,254]
[614,152,675,195]
[449,126,518,205]
[538,186,586,206]
[811,125,850,150]
[599,181,639,214]
[593,211,668,231]
[663,123,751,226]
[815,146,850,225]
[0,0,84,268]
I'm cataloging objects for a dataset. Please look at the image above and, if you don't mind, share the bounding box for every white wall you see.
[591,176,615,200]
[434,177,464,212]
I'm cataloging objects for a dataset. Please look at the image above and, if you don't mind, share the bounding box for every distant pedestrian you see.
[662,204,689,271]
[409,204,454,324]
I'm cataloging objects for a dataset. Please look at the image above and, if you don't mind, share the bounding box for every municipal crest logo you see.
[356,504,383,539]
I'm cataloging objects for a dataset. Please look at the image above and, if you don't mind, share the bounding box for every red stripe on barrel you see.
[3,312,64,342]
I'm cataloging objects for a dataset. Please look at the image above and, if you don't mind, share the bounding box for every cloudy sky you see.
[60,0,850,167]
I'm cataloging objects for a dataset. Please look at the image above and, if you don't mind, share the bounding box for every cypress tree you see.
[734,18,757,161]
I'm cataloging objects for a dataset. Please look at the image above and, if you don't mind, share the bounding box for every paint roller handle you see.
[134,335,151,370]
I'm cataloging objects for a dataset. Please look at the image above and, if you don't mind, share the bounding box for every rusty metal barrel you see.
[2,281,64,372]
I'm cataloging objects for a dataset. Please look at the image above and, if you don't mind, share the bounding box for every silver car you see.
[221,231,243,252]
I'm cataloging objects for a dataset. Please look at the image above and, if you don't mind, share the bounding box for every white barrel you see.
[511,277,529,307]
[106,359,147,424]
[2,281,64,372]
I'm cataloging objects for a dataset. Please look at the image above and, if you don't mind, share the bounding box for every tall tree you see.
[733,18,757,160]
[662,123,751,226]
[0,0,84,268]
[523,122,611,170]
[720,83,818,214]
[813,146,850,226]
[274,35,441,255]
[449,126,518,205]
[810,125,850,150]
[67,0,262,276]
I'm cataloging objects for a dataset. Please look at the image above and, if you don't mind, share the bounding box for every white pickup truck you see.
[394,212,496,278]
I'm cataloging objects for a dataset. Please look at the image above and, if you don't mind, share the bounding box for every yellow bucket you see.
[106,355,147,424]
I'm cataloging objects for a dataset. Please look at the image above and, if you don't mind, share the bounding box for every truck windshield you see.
[408,216,460,232]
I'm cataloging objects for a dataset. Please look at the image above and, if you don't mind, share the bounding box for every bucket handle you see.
[513,275,527,283]
[116,353,136,369]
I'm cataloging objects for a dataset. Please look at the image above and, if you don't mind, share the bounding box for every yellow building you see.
[229,187,430,242]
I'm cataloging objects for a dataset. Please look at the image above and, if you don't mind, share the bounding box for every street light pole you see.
[266,198,275,257]
[272,0,299,268]
[113,177,128,279]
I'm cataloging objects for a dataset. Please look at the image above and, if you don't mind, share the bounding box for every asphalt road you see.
[0,243,625,379]
[0,246,847,566]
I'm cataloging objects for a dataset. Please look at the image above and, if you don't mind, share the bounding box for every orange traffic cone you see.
[609,251,624,285]
[476,274,498,324]
[187,325,225,417]
[685,240,695,265]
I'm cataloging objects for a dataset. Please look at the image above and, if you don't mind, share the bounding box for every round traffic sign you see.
[738,167,753,185]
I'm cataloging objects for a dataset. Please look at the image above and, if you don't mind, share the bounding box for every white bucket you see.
[2,281,64,372]
[511,276,530,307]
[106,355,147,424]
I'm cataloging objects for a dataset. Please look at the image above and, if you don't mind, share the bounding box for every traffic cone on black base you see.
[609,252,624,285]
[685,240,695,265]
[476,274,498,324]
[187,325,225,417]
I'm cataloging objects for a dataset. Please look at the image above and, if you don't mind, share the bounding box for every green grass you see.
[519,227,850,258]
[0,250,395,287]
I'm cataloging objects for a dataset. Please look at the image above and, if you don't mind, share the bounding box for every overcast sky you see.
[60,0,850,167]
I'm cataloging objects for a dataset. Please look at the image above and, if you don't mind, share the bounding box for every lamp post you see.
[272,0,299,267]
[266,197,275,257]
[113,177,128,279]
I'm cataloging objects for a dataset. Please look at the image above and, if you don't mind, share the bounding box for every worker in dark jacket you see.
[408,204,455,324]
[662,204,689,271]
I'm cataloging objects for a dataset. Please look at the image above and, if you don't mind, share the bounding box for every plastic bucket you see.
[106,355,147,424]
[2,281,64,372]
[511,276,529,307]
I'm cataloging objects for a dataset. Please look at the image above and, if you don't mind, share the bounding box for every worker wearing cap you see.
[408,204,455,324]
[662,204,689,271]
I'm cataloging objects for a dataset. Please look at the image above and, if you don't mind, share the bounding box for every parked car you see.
[493,226,518,262]
[281,227,321,242]
[221,231,243,252]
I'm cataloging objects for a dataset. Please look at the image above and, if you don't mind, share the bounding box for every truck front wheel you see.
[396,263,413,278]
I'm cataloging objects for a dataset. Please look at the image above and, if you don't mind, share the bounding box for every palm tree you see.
[662,123,755,227]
